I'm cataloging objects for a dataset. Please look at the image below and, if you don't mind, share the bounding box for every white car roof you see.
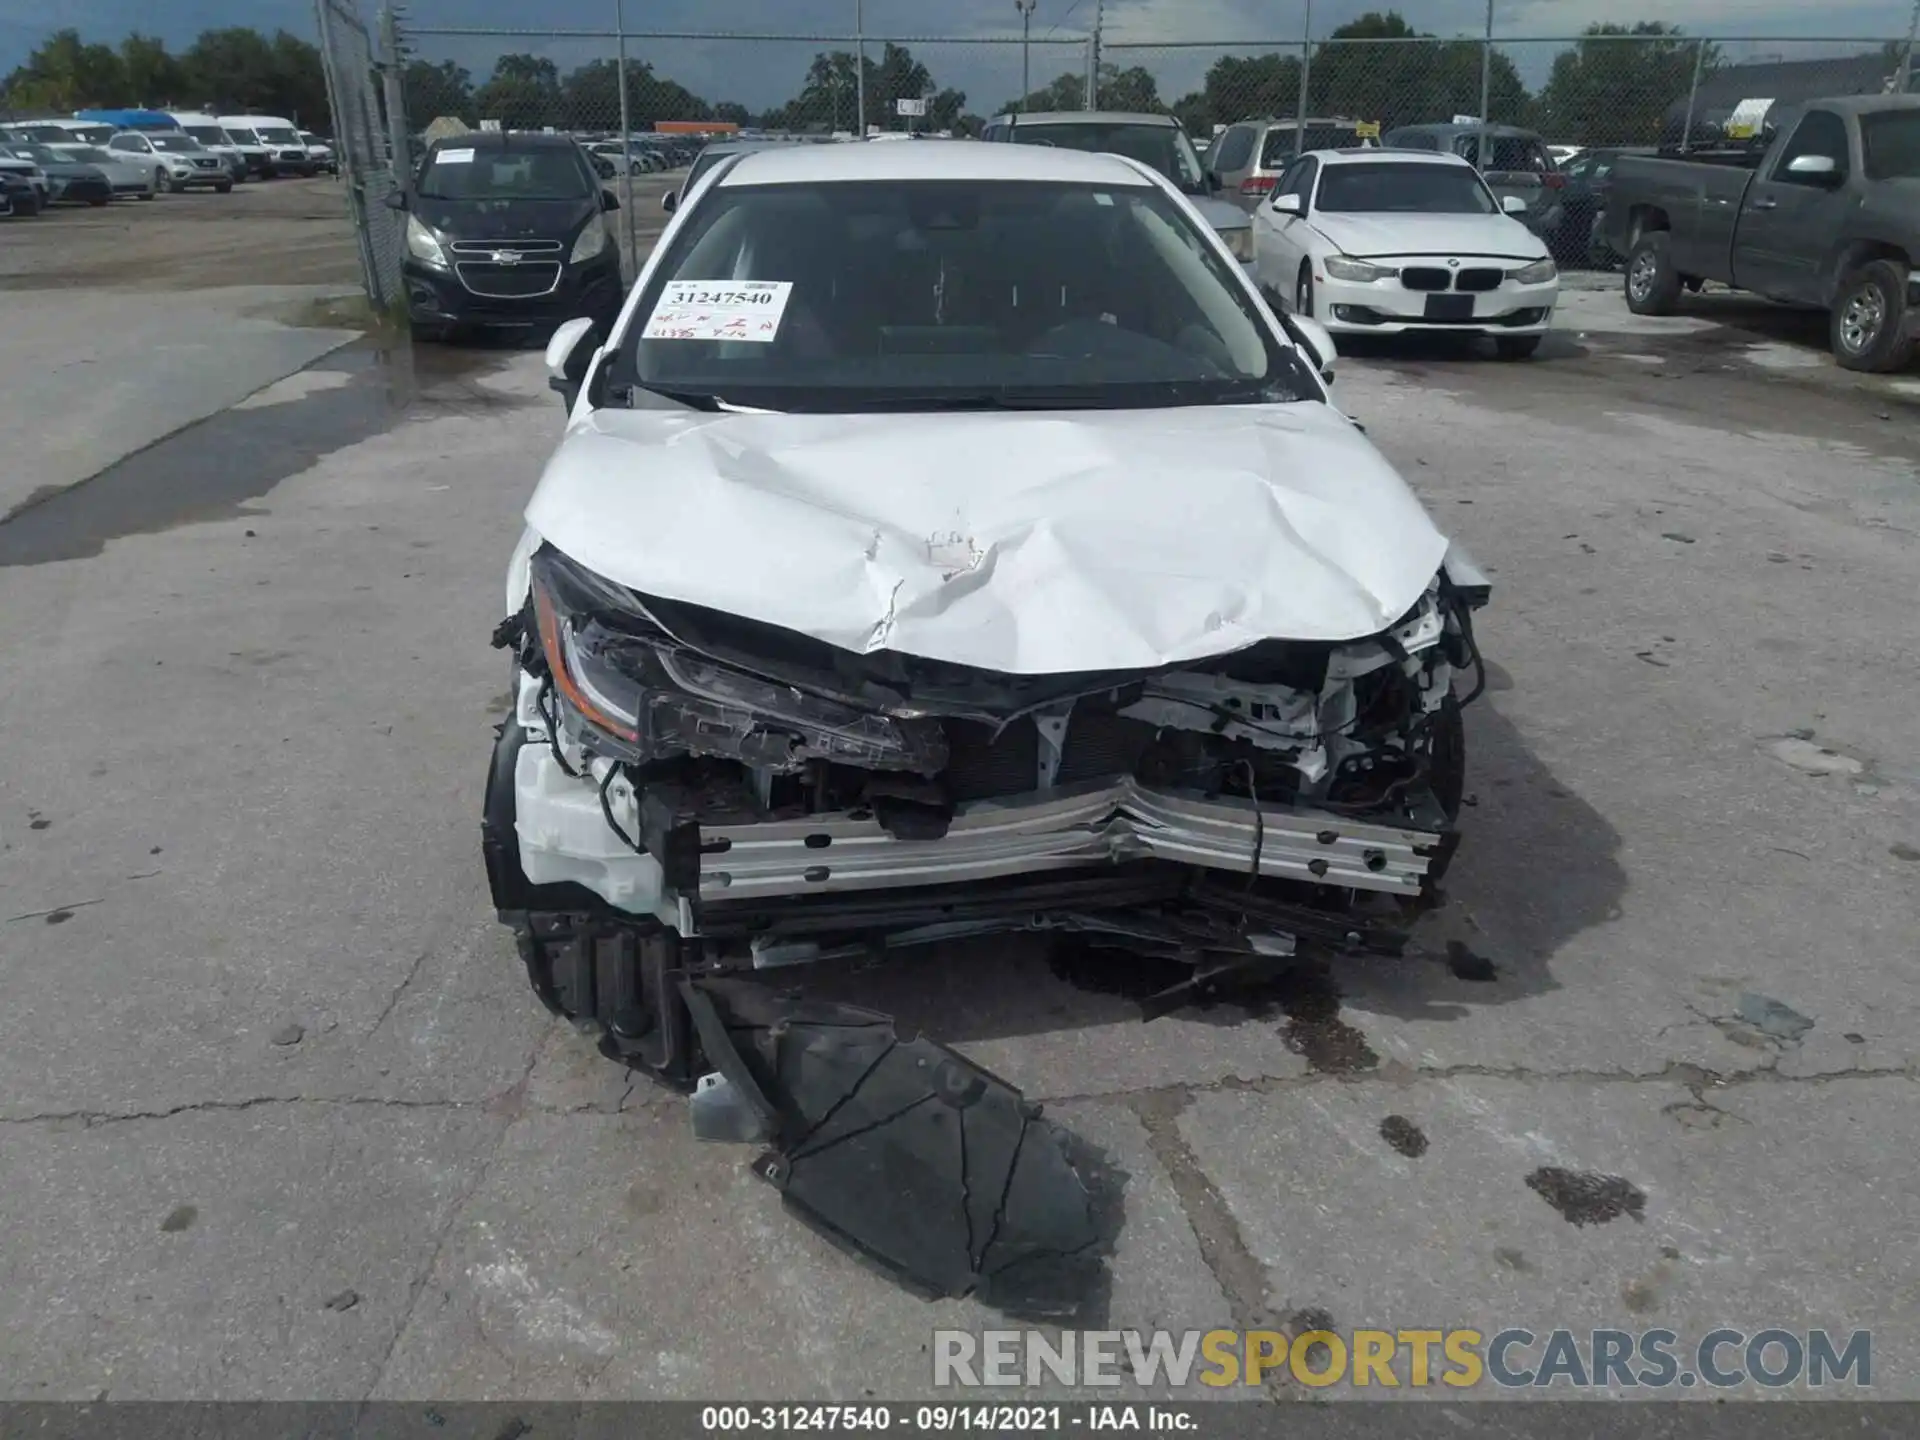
[220,115,294,126]
[719,139,1154,188]
[1308,147,1474,168]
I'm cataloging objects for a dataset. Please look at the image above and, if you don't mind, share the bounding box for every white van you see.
[168,112,266,180]
[218,115,314,177]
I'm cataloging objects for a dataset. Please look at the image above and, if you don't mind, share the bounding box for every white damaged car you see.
[485,141,1492,1127]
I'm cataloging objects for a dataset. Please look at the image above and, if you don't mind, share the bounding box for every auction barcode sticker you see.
[643,280,794,343]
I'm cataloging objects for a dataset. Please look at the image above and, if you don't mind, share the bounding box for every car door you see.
[109,134,151,161]
[1731,108,1850,304]
[1252,157,1305,287]
[1262,158,1318,299]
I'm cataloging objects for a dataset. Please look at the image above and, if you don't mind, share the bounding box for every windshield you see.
[150,135,200,153]
[256,126,299,144]
[226,128,261,144]
[64,146,113,164]
[1009,122,1207,193]
[1861,111,1920,181]
[1452,134,1551,172]
[1317,161,1496,214]
[419,145,593,200]
[1261,124,1364,167]
[183,126,229,146]
[17,144,64,165]
[622,178,1307,413]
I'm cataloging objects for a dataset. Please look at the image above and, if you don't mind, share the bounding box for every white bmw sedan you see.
[1252,148,1558,359]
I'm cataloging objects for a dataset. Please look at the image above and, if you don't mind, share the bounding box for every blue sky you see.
[5,0,1914,111]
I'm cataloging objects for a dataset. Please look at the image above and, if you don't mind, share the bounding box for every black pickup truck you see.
[1602,95,1920,372]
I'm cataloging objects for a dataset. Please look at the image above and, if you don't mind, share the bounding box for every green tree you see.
[474,54,563,129]
[1000,69,1086,115]
[1308,12,1530,132]
[269,31,329,128]
[1535,24,1714,145]
[120,33,186,104]
[180,27,280,110]
[403,59,476,125]
[711,101,752,126]
[1,28,128,110]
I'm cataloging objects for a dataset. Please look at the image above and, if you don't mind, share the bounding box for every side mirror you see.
[662,189,678,213]
[1272,192,1303,215]
[545,316,600,412]
[1290,315,1338,383]
[600,188,620,211]
[1785,153,1839,182]
[383,188,407,211]
[1501,194,1528,215]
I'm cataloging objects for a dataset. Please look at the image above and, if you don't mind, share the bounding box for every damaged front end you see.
[482,540,1489,1301]
[485,541,1491,1057]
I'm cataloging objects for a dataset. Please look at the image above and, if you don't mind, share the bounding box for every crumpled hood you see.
[1311,211,1545,260]
[524,404,1449,675]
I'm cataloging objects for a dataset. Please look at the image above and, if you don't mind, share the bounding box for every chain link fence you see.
[313,0,405,313]
[371,6,1918,291]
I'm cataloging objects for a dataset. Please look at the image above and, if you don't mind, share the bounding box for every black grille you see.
[192,157,221,169]
[1456,267,1502,292]
[942,712,1161,801]
[944,720,1038,802]
[1400,267,1450,291]
[279,150,305,162]
[456,262,562,298]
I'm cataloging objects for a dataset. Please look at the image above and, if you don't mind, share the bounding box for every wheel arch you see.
[1825,240,1911,308]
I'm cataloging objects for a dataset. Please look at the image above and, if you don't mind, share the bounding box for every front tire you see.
[1831,260,1916,374]
[1494,334,1543,360]
[154,168,171,194]
[1624,232,1681,315]
[215,181,232,194]
[1295,263,1316,321]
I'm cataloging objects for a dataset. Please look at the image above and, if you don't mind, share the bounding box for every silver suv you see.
[1205,117,1376,207]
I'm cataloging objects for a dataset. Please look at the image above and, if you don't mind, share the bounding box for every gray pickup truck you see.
[1602,95,1920,372]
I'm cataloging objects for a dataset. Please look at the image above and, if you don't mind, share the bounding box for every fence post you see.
[1476,0,1493,169]
[1296,0,1312,150]
[314,0,383,312]
[1679,37,1707,151]
[614,0,638,281]
[378,4,411,202]
[855,0,866,135]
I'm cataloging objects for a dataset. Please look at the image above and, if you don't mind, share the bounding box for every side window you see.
[983,124,1006,142]
[1214,125,1254,173]
[1290,157,1320,208]
[109,135,139,151]
[1772,110,1849,184]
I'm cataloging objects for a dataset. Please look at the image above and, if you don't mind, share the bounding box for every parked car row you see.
[0,110,335,200]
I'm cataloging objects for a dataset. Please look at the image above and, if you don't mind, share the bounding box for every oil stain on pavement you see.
[1526,1167,1647,1227]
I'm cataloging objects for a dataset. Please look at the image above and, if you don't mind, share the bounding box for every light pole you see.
[1015,0,1037,111]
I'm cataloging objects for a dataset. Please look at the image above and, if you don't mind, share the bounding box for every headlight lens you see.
[529,551,947,773]
[1323,255,1392,283]
[405,213,450,268]
[570,220,608,264]
[1510,257,1558,285]
[1220,225,1254,263]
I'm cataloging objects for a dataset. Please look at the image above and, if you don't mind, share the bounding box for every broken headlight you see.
[530,549,947,774]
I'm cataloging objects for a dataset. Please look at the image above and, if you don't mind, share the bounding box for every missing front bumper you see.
[510,741,1451,919]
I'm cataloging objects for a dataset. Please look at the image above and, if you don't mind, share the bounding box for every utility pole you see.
[615,0,637,281]
[1900,0,1920,92]
[1296,0,1312,157]
[1087,0,1103,111]
[1477,0,1494,170]
[855,0,867,136]
[378,3,411,201]
[1015,0,1037,111]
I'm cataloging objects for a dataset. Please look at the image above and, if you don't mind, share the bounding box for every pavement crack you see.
[1128,1089,1270,1328]
[363,1043,539,1402]
[367,945,436,1038]
[0,1094,492,1128]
